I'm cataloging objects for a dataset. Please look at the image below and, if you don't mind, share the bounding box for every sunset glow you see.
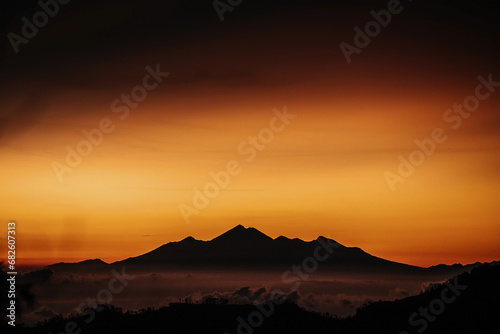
[1,0,499,269]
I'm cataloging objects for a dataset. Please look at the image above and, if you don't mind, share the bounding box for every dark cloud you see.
[421,281,443,293]
[18,268,54,285]
[303,294,318,309]
[340,299,352,308]
[33,305,60,318]
[234,286,251,298]
[181,286,272,305]
[252,287,267,300]
[285,290,299,303]
[0,91,51,144]
[390,287,410,299]
[10,268,55,318]
[20,305,61,326]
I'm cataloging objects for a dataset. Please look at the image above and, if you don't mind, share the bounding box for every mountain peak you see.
[211,225,273,244]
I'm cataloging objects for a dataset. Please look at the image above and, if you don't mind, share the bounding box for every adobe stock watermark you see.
[385,73,499,191]
[49,267,135,334]
[226,237,340,334]
[339,0,407,64]
[178,106,295,224]
[399,277,467,334]
[212,0,244,22]
[51,64,169,182]
[7,0,72,54]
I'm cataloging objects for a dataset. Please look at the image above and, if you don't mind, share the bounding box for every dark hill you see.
[12,263,500,334]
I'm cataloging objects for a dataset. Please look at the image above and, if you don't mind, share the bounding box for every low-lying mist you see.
[21,269,443,325]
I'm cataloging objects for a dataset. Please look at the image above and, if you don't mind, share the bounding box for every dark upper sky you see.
[2,0,499,140]
[2,0,499,90]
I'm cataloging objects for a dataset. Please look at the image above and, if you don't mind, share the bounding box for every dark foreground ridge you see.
[7,263,500,334]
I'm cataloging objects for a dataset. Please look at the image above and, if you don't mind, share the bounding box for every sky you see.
[0,0,499,267]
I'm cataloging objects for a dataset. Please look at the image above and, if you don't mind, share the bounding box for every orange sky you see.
[1,75,499,268]
[1,1,499,268]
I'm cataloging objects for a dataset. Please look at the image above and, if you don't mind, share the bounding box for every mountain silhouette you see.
[112,225,424,274]
[47,225,490,278]
[211,224,273,245]
[49,259,108,273]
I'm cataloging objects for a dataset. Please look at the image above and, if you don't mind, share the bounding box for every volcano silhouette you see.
[49,225,484,277]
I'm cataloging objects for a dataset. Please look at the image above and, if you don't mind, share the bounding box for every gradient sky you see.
[1,0,499,267]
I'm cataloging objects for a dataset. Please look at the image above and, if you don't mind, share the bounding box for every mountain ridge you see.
[44,225,497,278]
